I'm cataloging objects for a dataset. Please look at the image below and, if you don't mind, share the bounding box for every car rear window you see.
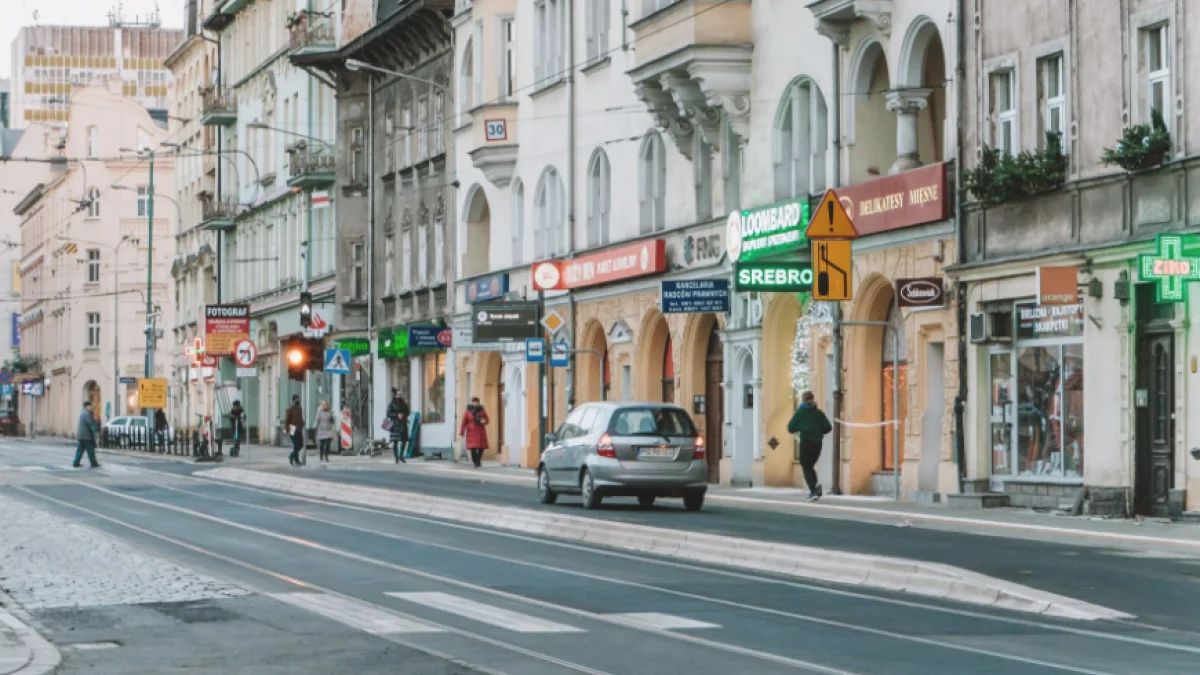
[609,408,697,437]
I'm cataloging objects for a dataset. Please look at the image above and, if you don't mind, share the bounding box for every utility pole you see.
[143,150,156,439]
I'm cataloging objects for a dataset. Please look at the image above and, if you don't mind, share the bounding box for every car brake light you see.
[693,436,705,460]
[597,433,616,458]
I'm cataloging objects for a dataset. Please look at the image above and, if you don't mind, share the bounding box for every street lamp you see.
[160,142,262,205]
[113,185,182,234]
[246,121,334,151]
[119,146,160,438]
[344,59,452,95]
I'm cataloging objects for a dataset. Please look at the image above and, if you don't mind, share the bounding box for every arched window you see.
[86,187,101,219]
[639,131,667,233]
[586,149,610,248]
[511,178,525,265]
[662,336,675,403]
[774,77,828,201]
[458,38,474,117]
[87,126,100,158]
[534,167,565,258]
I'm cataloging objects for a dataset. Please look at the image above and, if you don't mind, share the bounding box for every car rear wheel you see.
[537,466,558,504]
[682,490,705,512]
[580,469,603,509]
[637,495,656,509]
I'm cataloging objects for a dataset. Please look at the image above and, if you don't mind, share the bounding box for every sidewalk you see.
[0,591,59,675]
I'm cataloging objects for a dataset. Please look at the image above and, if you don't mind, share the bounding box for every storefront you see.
[378,320,454,457]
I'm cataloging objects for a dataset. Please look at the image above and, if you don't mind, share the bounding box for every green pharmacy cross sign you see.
[1138,233,1200,303]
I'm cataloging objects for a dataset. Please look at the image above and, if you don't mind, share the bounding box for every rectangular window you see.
[535,0,563,84]
[384,235,395,295]
[402,228,413,290]
[1144,24,1170,126]
[433,93,445,156]
[586,0,609,62]
[416,97,428,161]
[401,105,412,166]
[136,186,149,217]
[86,312,100,348]
[384,113,395,173]
[501,18,517,97]
[990,70,1017,154]
[87,126,99,158]
[417,223,428,285]
[350,126,365,184]
[351,242,365,300]
[434,221,445,283]
[1037,53,1066,148]
[421,352,446,424]
[87,249,100,283]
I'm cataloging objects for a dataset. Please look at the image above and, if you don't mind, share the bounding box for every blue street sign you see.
[119,377,137,385]
[408,324,452,350]
[660,279,731,314]
[324,348,351,374]
[466,273,510,303]
[551,342,569,368]
[525,338,546,363]
[0,369,10,384]
[0,384,13,396]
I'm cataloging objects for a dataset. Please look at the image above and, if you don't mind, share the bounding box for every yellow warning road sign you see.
[137,378,168,409]
[806,190,859,240]
[811,239,853,301]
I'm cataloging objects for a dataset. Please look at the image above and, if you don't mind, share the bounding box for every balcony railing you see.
[288,11,336,54]
[287,143,336,188]
[200,196,238,230]
[454,0,473,15]
[200,86,237,126]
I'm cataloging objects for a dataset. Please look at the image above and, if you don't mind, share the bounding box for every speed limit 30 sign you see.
[233,339,258,367]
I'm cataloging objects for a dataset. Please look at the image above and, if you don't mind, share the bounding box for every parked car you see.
[103,416,176,444]
[537,402,707,511]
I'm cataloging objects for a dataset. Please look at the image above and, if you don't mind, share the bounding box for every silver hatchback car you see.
[537,402,708,511]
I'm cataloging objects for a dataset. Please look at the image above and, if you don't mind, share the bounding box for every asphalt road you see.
[2,441,1199,675]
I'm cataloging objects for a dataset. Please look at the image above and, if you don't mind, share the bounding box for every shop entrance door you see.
[1135,333,1174,517]
[704,330,724,483]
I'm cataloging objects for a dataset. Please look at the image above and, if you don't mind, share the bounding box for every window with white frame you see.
[86,312,100,348]
[433,92,445,155]
[587,149,610,248]
[434,220,445,283]
[501,18,517,98]
[642,0,675,16]
[1143,24,1170,127]
[401,105,413,166]
[1037,53,1065,147]
[137,186,149,217]
[638,131,667,233]
[535,0,564,85]
[402,227,413,290]
[990,70,1017,154]
[417,97,428,161]
[87,249,101,283]
[384,113,395,172]
[385,234,395,295]
[586,0,610,63]
[534,167,565,258]
[87,126,99,158]
[773,77,827,201]
[694,136,713,222]
[511,179,525,265]
[86,187,101,218]
[350,126,365,183]
[459,39,475,113]
[418,221,429,286]
[351,241,365,300]
[723,121,742,212]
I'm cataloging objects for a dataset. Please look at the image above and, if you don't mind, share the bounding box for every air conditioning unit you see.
[969,309,1013,344]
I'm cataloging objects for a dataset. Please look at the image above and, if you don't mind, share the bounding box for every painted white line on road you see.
[602,613,719,631]
[388,592,584,634]
[271,592,443,635]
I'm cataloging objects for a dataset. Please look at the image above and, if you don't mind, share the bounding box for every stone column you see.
[886,89,932,174]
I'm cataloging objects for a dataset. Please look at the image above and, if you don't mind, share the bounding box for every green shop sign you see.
[726,197,810,263]
[337,337,371,357]
[1138,232,1200,302]
[734,262,814,292]
[376,321,446,360]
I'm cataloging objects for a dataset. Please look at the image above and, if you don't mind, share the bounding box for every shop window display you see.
[1010,303,1084,478]
[422,352,446,423]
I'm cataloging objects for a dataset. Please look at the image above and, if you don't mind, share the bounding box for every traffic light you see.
[299,291,313,327]
[282,336,324,381]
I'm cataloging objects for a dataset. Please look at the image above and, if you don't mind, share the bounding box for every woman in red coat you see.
[459,396,490,467]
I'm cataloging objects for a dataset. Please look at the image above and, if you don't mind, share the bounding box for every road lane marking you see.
[388,592,583,634]
[272,592,443,635]
[602,613,719,631]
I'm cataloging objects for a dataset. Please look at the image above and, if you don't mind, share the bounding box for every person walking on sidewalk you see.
[228,400,246,457]
[459,397,489,468]
[787,390,832,501]
[285,395,306,466]
[154,409,169,452]
[73,401,100,469]
[386,389,410,463]
[316,400,335,462]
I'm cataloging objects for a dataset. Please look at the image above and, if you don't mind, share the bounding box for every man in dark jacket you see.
[73,401,100,468]
[786,391,832,501]
[229,400,246,458]
[285,395,305,466]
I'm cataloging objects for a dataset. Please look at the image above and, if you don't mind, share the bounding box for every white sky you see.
[3,0,184,78]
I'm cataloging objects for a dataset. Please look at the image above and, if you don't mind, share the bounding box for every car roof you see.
[577,402,687,411]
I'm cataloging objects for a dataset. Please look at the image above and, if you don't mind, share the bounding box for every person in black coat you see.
[386,389,410,463]
[229,400,246,458]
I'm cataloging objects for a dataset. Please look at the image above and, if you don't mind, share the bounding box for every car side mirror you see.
[545,433,557,444]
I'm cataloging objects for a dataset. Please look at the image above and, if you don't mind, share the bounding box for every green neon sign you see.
[1137,233,1200,303]
[734,262,814,292]
[338,337,371,357]
[726,198,810,263]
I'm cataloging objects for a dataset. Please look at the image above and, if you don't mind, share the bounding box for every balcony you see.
[626,0,753,157]
[199,196,238,231]
[454,0,472,17]
[466,103,519,187]
[286,143,336,189]
[288,11,336,56]
[200,86,237,126]
[807,0,893,36]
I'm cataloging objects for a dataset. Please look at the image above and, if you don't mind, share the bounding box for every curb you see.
[201,467,1131,621]
[0,590,60,675]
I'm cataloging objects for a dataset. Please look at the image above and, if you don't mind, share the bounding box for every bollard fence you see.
[97,427,207,457]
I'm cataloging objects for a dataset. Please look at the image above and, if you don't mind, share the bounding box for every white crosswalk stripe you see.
[601,613,720,631]
[387,592,584,634]
[270,592,443,635]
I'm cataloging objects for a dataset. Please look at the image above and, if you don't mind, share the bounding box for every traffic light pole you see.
[537,290,547,456]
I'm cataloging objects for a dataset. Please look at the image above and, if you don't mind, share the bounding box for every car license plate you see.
[637,446,676,459]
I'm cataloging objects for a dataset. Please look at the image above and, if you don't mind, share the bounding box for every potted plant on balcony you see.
[964,132,1066,205]
[1101,109,1170,172]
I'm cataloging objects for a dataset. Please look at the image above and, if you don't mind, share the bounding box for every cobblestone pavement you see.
[0,493,249,610]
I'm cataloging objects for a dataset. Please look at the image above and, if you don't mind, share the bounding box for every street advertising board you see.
[137,378,168,408]
[895,277,946,309]
[726,198,810,263]
[472,302,541,343]
[1037,266,1079,306]
[733,263,814,292]
[832,162,948,236]
[659,280,731,314]
[337,337,371,356]
[466,272,510,303]
[204,304,251,355]
[409,325,453,350]
[532,240,666,291]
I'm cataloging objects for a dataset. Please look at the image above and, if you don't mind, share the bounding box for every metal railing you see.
[200,86,236,117]
[288,143,336,175]
[289,11,336,51]
[200,195,238,221]
[98,427,201,457]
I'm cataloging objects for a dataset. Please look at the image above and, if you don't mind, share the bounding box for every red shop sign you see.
[532,239,666,291]
[834,163,948,237]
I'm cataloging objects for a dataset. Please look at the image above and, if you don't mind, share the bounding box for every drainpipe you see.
[565,0,578,409]
[953,0,968,493]
[829,38,845,495]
